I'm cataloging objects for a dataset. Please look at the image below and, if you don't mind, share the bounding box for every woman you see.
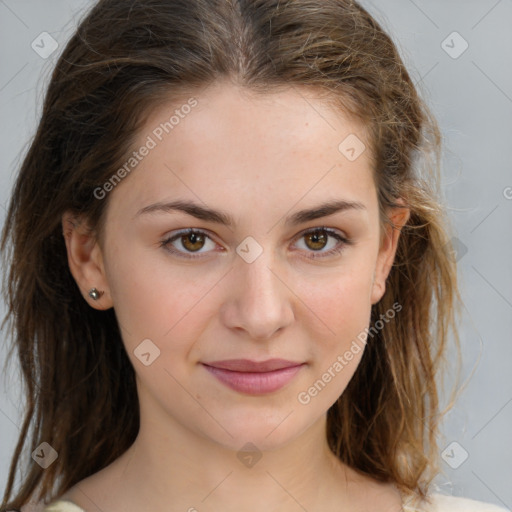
[1,0,507,511]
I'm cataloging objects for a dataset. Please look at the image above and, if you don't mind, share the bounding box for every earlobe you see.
[370,204,410,305]
[62,211,113,310]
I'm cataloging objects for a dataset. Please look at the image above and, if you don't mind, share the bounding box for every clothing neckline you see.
[48,495,419,512]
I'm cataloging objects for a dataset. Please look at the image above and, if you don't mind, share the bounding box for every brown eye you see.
[294,227,351,260]
[161,229,217,259]
[161,227,351,261]
[304,230,329,251]
[181,232,206,252]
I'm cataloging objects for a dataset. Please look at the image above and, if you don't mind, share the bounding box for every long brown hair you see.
[1,0,462,509]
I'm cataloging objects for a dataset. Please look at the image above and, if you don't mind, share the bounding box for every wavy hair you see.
[1,0,462,509]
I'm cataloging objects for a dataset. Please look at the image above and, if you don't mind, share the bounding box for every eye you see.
[160,226,352,260]
[160,228,218,259]
[292,227,352,259]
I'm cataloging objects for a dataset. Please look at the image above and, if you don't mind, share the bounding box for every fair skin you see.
[61,79,409,512]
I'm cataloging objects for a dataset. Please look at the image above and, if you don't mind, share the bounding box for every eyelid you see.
[161,228,221,257]
[294,225,349,243]
[291,226,351,259]
[160,226,352,259]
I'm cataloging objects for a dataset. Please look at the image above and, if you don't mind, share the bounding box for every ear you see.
[62,210,113,310]
[370,201,410,305]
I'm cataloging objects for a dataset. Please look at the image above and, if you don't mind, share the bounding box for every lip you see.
[201,359,306,395]
[204,358,303,372]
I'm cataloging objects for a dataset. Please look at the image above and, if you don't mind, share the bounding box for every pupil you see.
[309,231,326,250]
[182,232,204,252]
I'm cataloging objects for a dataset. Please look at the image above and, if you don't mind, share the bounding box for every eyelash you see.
[160,226,352,260]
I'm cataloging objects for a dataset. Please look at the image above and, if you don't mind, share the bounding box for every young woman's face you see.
[79,80,405,452]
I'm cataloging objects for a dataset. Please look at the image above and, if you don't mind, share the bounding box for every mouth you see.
[201,359,306,395]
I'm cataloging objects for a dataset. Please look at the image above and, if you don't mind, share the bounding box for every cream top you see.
[36,494,510,511]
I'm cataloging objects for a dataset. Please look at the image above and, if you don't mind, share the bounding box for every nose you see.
[219,248,295,341]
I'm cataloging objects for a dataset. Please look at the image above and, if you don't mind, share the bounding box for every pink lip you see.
[201,359,305,394]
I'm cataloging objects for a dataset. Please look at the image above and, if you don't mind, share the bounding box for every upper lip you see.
[202,359,304,372]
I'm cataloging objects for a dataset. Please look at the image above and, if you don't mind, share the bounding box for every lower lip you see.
[202,364,305,395]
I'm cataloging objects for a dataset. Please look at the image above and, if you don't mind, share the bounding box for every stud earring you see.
[88,288,104,300]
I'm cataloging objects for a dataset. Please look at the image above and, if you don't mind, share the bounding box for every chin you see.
[199,406,319,453]
[212,427,300,454]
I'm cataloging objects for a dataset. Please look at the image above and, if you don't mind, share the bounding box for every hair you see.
[1,0,462,510]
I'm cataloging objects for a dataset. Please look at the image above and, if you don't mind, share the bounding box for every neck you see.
[64,384,403,512]
[136,419,345,507]
[76,412,363,511]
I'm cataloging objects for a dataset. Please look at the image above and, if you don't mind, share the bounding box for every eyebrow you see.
[135,198,366,227]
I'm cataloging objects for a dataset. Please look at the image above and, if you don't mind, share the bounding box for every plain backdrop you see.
[0,0,511,509]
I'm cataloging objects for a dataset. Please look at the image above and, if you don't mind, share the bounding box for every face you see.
[64,79,407,452]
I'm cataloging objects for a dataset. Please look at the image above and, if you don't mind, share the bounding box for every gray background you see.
[0,0,511,509]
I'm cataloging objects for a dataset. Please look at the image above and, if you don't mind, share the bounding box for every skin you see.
[61,78,410,512]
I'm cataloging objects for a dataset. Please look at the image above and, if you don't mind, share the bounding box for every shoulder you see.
[405,493,510,512]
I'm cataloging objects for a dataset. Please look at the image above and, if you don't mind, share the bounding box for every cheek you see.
[303,259,375,336]
[294,272,373,410]
[104,243,217,354]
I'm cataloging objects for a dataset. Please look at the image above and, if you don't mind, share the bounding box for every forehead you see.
[106,81,376,222]
[143,80,369,158]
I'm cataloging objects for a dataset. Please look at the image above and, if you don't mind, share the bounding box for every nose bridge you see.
[239,247,279,298]
[223,239,294,339]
